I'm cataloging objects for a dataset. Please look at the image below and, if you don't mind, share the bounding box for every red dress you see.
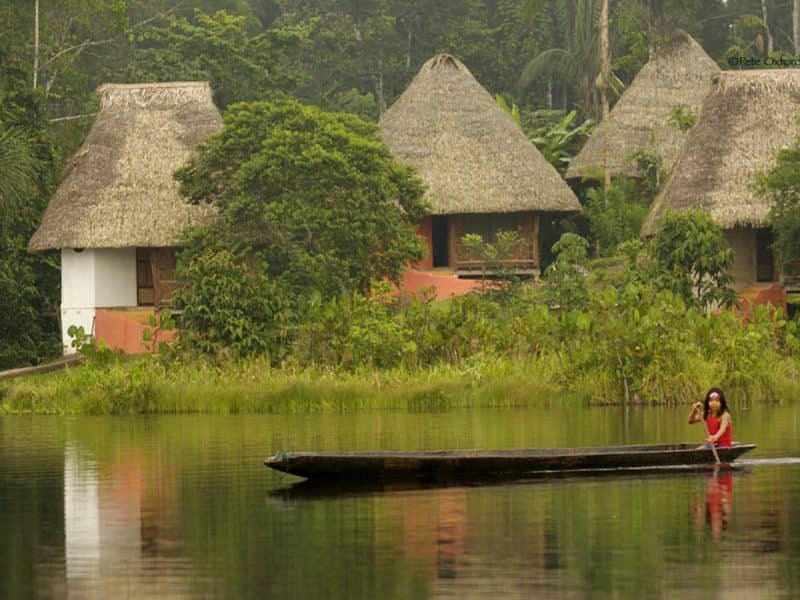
[706,414,733,447]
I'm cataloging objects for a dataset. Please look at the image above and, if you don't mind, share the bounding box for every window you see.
[136,249,155,305]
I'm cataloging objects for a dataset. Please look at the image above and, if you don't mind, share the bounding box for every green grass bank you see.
[1,353,798,415]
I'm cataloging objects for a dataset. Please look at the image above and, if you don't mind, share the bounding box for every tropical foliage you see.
[0,85,61,369]
[759,133,800,276]
[172,99,428,356]
[647,210,737,311]
[175,100,428,295]
[4,228,796,411]
[2,0,800,369]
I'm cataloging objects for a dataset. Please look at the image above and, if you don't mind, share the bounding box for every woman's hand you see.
[688,401,703,424]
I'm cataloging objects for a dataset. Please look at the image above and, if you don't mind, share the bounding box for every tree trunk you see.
[406,29,412,71]
[547,78,552,109]
[599,0,611,196]
[794,0,800,55]
[375,70,386,118]
[761,0,774,55]
[33,0,39,88]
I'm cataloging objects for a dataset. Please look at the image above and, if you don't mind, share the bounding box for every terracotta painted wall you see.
[738,284,787,323]
[414,216,433,269]
[95,309,176,355]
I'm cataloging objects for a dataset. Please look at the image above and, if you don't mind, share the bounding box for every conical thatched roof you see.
[642,69,800,235]
[28,82,221,252]
[379,54,580,215]
[566,31,719,180]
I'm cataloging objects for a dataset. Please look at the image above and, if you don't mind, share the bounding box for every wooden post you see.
[447,216,459,269]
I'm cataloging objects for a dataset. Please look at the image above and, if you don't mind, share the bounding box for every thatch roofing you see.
[641,69,800,235]
[566,31,719,180]
[28,82,221,252]
[379,54,581,215]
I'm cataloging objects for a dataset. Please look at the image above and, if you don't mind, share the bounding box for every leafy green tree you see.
[584,177,647,256]
[647,210,736,311]
[581,150,662,256]
[545,232,590,309]
[0,0,128,95]
[519,0,602,117]
[520,0,624,119]
[758,134,800,275]
[173,245,291,357]
[127,9,302,108]
[175,99,428,301]
[0,86,61,368]
[270,1,406,119]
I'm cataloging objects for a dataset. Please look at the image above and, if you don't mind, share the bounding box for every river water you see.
[2,403,799,598]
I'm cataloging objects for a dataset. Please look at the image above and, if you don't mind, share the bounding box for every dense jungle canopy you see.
[2,0,800,369]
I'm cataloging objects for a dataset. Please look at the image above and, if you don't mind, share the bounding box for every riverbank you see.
[0,356,572,414]
[1,352,798,415]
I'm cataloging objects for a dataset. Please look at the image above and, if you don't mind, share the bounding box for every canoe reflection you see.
[268,463,749,501]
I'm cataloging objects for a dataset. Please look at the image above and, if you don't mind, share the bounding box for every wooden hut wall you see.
[446,212,539,272]
[724,227,777,289]
[415,216,434,269]
[136,248,178,307]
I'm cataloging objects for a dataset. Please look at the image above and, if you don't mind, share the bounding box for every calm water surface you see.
[2,403,800,599]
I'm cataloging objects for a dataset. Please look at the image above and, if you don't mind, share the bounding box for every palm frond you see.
[0,127,38,213]
[518,48,571,91]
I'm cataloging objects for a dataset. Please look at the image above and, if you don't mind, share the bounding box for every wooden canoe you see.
[264,443,756,481]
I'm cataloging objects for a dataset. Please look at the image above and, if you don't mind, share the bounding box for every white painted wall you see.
[60,248,137,353]
[94,248,137,307]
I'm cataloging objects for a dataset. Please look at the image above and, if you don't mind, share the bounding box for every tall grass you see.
[0,355,584,415]
[1,349,797,415]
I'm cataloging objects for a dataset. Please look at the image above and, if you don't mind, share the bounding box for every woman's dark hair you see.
[703,387,729,419]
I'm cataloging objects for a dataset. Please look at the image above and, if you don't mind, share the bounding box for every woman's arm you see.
[688,401,703,424]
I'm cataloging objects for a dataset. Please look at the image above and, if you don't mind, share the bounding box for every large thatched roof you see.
[641,69,800,235]
[379,54,580,215]
[29,82,221,252]
[566,31,719,180]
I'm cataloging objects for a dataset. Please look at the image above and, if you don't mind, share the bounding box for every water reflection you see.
[693,467,734,540]
[3,410,800,598]
[62,440,202,597]
[64,442,100,581]
[269,467,754,595]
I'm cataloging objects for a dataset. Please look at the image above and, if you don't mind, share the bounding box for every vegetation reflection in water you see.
[1,406,800,598]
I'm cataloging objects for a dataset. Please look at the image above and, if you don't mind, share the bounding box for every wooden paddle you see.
[691,400,721,465]
[702,419,722,465]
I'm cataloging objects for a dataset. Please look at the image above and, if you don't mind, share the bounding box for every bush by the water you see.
[3,249,798,412]
[4,212,799,413]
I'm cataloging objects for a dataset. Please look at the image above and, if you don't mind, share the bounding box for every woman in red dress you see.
[688,387,733,447]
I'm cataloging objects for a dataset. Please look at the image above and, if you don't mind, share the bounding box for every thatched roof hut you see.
[641,69,800,236]
[28,82,221,252]
[566,31,719,181]
[379,54,581,214]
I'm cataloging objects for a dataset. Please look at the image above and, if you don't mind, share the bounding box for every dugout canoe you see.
[264,443,756,481]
